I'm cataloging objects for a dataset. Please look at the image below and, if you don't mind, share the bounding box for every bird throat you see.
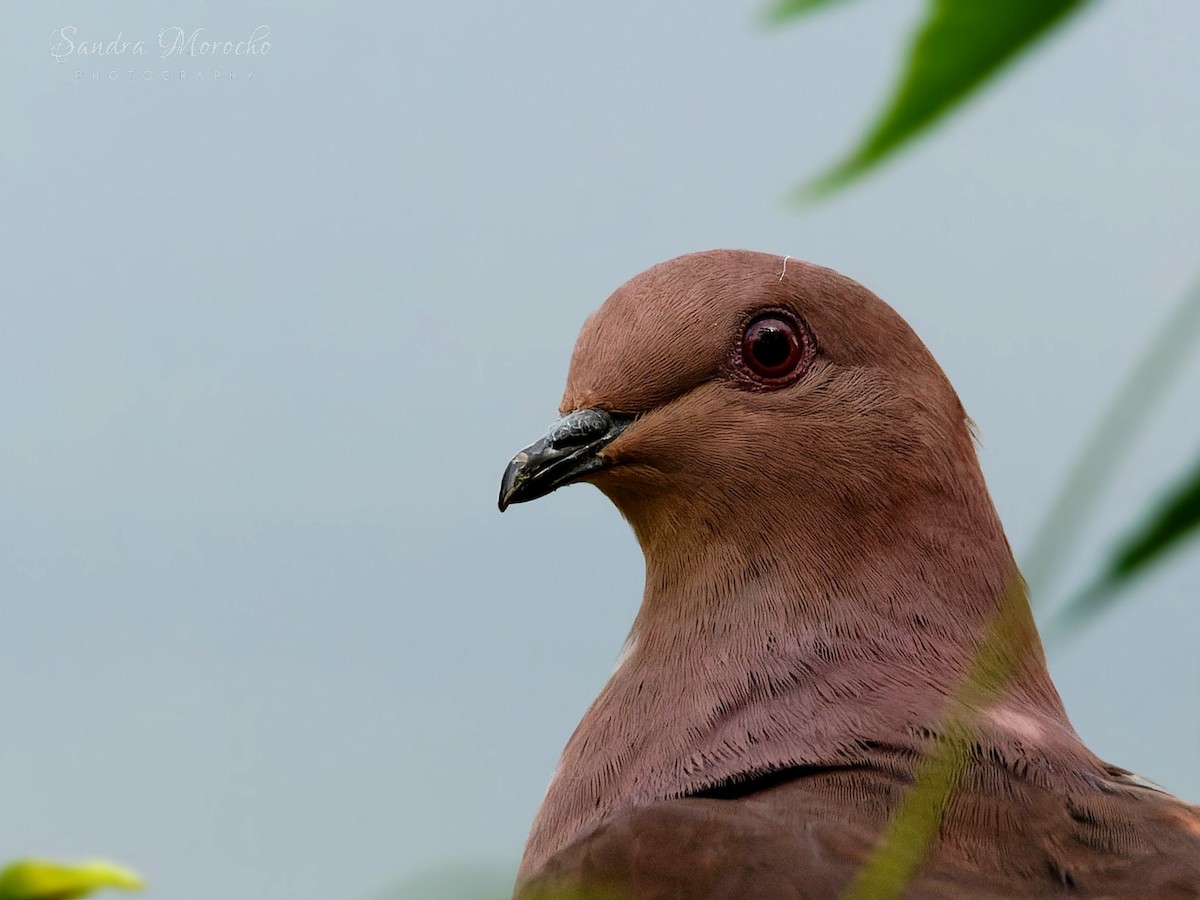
[517,480,1074,882]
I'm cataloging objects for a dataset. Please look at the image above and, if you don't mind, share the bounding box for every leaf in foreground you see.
[0,860,142,900]
[796,0,1093,198]
[1049,452,1200,637]
[841,577,1029,899]
[1022,273,1200,603]
[764,0,860,24]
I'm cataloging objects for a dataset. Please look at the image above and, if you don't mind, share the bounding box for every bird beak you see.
[498,408,633,511]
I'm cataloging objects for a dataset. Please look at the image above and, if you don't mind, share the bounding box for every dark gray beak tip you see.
[498,453,529,512]
[497,409,633,512]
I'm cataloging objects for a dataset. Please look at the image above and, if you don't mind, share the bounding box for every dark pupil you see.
[753,327,791,369]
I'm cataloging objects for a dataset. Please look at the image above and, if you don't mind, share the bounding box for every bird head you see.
[500,249,986,573]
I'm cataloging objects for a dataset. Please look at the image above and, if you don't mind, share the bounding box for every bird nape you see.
[498,250,1200,900]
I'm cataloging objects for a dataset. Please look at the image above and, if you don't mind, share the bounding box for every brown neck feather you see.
[518,428,1085,882]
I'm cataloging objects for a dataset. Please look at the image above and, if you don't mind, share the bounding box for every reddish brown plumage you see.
[508,250,1200,898]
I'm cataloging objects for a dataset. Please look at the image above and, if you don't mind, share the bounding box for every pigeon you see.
[498,250,1200,899]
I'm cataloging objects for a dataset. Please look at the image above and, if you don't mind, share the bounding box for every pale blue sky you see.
[2,3,1199,899]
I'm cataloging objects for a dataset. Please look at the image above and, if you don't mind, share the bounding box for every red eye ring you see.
[737,310,812,384]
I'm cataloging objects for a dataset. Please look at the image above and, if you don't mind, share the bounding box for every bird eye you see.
[739,312,810,383]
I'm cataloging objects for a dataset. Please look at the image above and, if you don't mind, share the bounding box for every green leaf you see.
[1107,458,1200,578]
[802,0,1093,198]
[0,860,142,900]
[841,577,1031,899]
[764,0,859,25]
[1049,453,1200,636]
[1022,273,1200,602]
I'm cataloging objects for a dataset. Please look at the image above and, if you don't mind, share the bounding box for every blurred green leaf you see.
[842,576,1029,899]
[1049,453,1200,635]
[1106,458,1200,577]
[765,0,858,24]
[518,885,624,900]
[800,0,1093,198]
[1023,272,1200,604]
[1108,457,1200,578]
[0,860,142,900]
